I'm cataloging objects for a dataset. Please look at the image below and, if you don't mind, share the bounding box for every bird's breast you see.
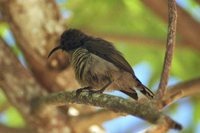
[71,48,89,82]
[71,48,120,88]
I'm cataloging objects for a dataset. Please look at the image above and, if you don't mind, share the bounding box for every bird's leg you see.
[90,81,112,93]
[76,86,92,95]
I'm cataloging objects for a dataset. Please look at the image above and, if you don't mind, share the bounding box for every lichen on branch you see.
[31,90,182,130]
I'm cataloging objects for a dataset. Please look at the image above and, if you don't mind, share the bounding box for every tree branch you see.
[0,124,34,133]
[0,0,77,93]
[31,90,182,130]
[167,78,200,98]
[195,0,200,5]
[31,77,200,132]
[70,109,120,133]
[87,29,191,49]
[0,38,71,133]
[147,0,177,132]
[162,78,200,107]
[144,77,200,132]
[0,102,10,112]
[156,0,177,99]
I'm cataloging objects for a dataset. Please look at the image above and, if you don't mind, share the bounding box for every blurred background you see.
[0,0,200,133]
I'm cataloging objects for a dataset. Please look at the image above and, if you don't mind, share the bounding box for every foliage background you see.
[0,0,200,133]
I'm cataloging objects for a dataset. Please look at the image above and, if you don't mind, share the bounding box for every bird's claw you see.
[76,87,91,96]
[76,87,105,97]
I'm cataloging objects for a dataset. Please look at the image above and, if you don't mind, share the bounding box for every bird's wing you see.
[83,38,134,75]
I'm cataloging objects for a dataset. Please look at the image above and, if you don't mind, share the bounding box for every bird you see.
[48,29,154,100]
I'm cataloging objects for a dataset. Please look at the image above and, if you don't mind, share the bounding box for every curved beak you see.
[48,45,62,58]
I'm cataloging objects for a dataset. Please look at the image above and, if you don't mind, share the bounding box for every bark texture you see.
[156,0,177,100]
[0,0,79,92]
[0,39,71,133]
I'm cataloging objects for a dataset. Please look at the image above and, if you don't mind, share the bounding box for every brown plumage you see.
[48,29,154,100]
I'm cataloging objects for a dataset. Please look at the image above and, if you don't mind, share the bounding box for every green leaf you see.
[0,23,9,37]
[65,0,166,38]
[192,97,200,125]
[4,106,25,127]
[0,89,7,105]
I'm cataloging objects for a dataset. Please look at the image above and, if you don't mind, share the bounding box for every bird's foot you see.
[76,86,92,95]
[76,86,107,96]
[88,82,111,94]
[89,89,105,94]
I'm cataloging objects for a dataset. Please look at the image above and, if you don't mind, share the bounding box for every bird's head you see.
[48,29,86,58]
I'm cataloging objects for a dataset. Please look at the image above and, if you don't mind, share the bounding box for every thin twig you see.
[144,116,174,133]
[70,109,120,133]
[161,90,183,108]
[148,0,177,132]
[156,0,177,99]
[161,78,200,107]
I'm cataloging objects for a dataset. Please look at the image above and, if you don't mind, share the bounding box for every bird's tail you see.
[136,79,154,99]
[120,90,138,100]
